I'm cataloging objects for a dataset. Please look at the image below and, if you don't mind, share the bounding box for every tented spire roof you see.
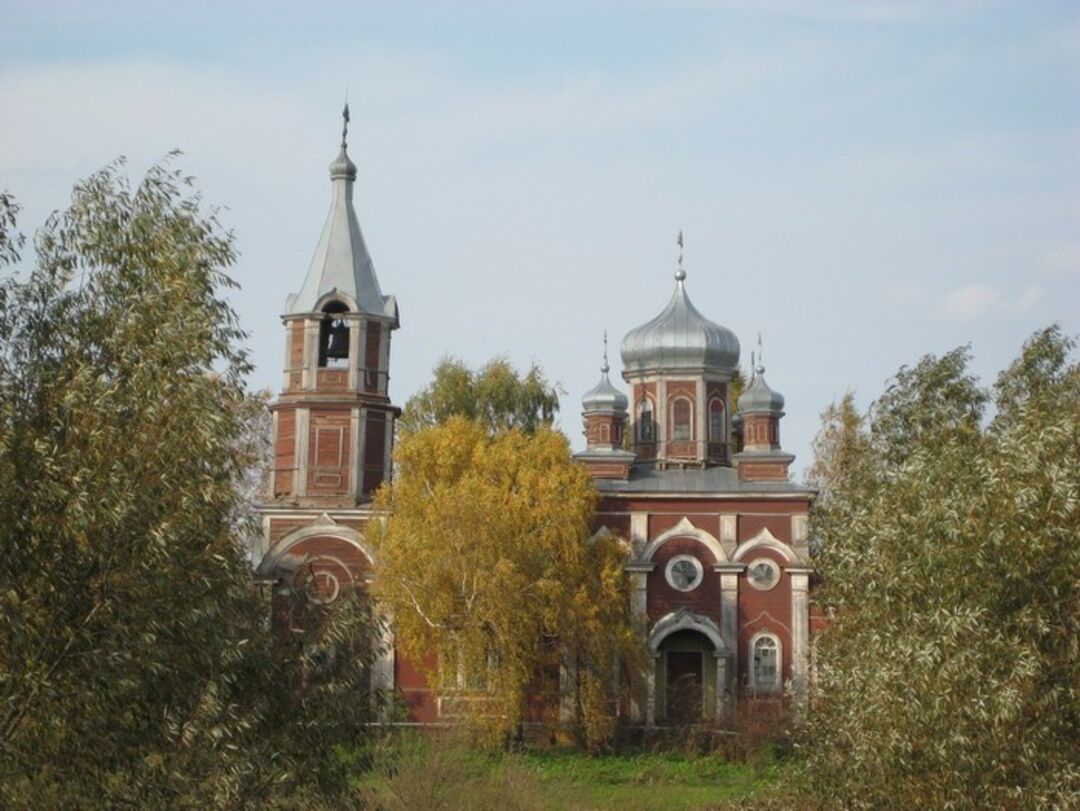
[285,105,398,323]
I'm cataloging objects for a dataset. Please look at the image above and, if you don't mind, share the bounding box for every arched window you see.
[638,399,655,442]
[708,398,725,442]
[671,397,692,441]
[750,634,781,693]
[318,300,350,368]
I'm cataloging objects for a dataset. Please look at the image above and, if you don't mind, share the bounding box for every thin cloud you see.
[938,283,1043,321]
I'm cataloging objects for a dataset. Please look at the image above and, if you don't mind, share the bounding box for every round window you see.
[665,554,704,592]
[746,558,781,591]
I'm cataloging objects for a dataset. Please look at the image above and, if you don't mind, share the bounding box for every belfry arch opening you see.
[318,300,350,368]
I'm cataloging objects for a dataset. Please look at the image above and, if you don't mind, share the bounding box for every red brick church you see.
[254,117,815,726]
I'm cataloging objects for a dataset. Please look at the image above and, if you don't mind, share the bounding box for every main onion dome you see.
[738,364,785,414]
[620,269,740,374]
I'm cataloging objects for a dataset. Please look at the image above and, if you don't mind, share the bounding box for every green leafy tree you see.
[398,356,561,436]
[796,329,1080,809]
[371,417,642,750]
[806,391,871,512]
[0,162,377,808]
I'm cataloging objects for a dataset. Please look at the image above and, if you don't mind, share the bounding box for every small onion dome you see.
[738,365,785,414]
[621,269,740,373]
[329,146,357,179]
[582,361,629,414]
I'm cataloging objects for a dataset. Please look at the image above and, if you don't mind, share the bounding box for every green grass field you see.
[353,736,786,810]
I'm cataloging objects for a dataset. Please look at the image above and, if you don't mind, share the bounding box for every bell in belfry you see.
[325,318,349,359]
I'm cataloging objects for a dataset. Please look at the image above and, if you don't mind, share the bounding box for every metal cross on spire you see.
[757,332,764,371]
[601,330,610,374]
[341,102,351,149]
[675,230,686,281]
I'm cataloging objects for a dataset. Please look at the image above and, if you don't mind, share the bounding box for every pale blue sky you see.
[2,1,1078,474]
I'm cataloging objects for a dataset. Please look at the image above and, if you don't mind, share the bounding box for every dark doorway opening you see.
[666,650,704,724]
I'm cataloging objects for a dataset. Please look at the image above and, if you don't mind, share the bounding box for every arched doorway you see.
[658,629,715,723]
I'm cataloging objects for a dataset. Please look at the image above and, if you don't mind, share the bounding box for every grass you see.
[499,749,782,809]
[351,732,786,810]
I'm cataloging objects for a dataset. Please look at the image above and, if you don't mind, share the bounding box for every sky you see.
[2,0,1078,476]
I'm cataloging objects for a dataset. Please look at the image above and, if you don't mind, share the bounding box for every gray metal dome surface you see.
[738,365,785,414]
[583,336,629,413]
[620,271,740,374]
[582,368,629,413]
[329,145,358,179]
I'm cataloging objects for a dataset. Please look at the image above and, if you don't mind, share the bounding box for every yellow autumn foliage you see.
[372,417,642,749]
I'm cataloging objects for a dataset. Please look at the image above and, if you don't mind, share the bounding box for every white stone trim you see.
[379,322,391,397]
[302,319,319,390]
[383,414,394,484]
[311,289,360,313]
[257,513,272,564]
[719,513,737,558]
[713,653,729,721]
[268,410,279,497]
[657,378,667,457]
[349,408,361,498]
[629,512,648,558]
[732,526,797,563]
[294,408,310,497]
[373,608,396,718]
[648,608,727,655]
[258,517,375,577]
[695,377,707,456]
[790,570,810,703]
[347,315,360,391]
[718,569,739,690]
[355,406,368,495]
[739,610,791,636]
[640,516,728,563]
[282,326,292,391]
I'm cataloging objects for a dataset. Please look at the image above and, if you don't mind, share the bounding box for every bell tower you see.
[267,105,400,507]
[254,106,401,684]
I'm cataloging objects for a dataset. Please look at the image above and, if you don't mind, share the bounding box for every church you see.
[253,113,815,727]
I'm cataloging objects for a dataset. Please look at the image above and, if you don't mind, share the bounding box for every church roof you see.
[620,269,739,374]
[594,464,812,496]
[285,108,398,323]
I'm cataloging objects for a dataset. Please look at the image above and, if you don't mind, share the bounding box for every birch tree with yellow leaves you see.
[372,417,642,750]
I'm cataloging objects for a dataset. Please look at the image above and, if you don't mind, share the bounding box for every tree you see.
[729,365,747,414]
[796,329,1080,809]
[370,417,641,749]
[805,391,870,512]
[398,356,561,436]
[0,160,378,808]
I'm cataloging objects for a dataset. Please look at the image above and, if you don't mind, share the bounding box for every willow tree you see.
[371,417,641,749]
[0,163,377,807]
[797,329,1080,809]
